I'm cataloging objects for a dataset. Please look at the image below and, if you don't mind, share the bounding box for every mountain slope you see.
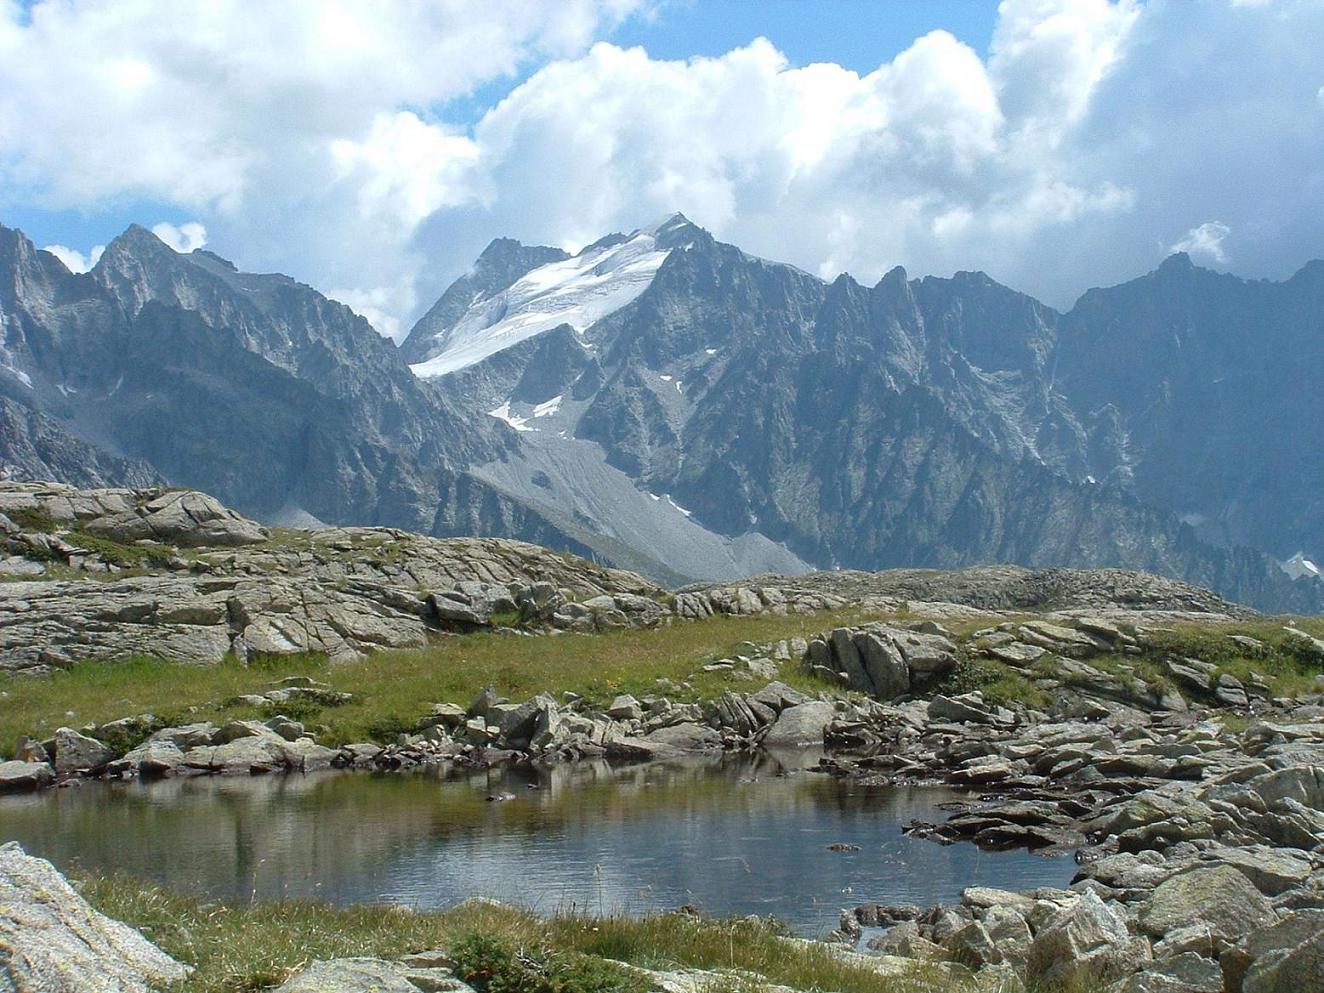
[1056,253,1324,562]
[0,222,587,551]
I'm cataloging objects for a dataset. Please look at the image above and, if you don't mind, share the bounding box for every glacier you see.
[410,224,673,379]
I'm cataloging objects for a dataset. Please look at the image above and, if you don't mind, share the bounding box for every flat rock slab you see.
[274,957,473,992]
[0,841,190,992]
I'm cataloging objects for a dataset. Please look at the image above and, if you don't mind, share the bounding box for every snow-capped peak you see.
[410,220,685,379]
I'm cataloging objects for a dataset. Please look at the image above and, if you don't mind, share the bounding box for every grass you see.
[78,874,975,993]
[5,506,60,532]
[0,607,883,756]
[63,530,178,570]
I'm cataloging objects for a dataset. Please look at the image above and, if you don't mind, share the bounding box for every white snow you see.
[532,394,563,418]
[487,401,534,432]
[411,223,674,378]
[659,374,673,382]
[705,347,718,356]
[0,345,31,388]
[664,494,693,518]
[1283,552,1321,582]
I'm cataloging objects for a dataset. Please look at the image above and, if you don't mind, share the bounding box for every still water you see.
[0,751,1073,936]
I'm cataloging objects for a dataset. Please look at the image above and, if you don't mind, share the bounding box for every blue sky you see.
[2,0,1322,338]
[614,1,998,67]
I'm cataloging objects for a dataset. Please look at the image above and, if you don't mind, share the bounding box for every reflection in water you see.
[0,752,1073,936]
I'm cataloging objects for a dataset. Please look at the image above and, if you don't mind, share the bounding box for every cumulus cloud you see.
[3,0,1324,337]
[42,243,104,273]
[1171,221,1231,264]
[151,221,207,254]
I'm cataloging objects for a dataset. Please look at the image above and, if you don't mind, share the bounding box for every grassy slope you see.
[0,608,884,756]
[5,611,1323,758]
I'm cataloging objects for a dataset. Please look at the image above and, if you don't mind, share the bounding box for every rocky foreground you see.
[3,481,1324,992]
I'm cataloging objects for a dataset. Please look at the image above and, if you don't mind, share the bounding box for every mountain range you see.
[1,213,1320,612]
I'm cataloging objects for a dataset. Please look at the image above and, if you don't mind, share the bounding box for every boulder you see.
[184,735,290,774]
[1138,865,1278,945]
[928,693,993,724]
[748,681,810,712]
[0,760,54,792]
[1241,927,1324,993]
[1108,952,1223,993]
[1247,765,1324,812]
[829,628,872,692]
[1026,890,1152,987]
[1200,846,1313,896]
[762,701,836,748]
[497,694,557,748]
[607,694,642,720]
[111,740,185,778]
[854,632,909,700]
[606,723,720,760]
[51,726,115,775]
[1221,910,1324,993]
[0,842,191,992]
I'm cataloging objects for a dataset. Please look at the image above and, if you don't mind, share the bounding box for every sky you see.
[1,0,1322,340]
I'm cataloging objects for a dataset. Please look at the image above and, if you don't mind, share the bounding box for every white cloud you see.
[1170,221,1231,264]
[0,0,646,336]
[42,243,104,273]
[151,221,207,254]
[3,0,1324,336]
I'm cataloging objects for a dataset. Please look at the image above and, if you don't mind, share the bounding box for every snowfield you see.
[410,225,673,378]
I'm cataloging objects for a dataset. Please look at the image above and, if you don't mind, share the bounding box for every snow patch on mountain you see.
[1282,551,1321,581]
[410,224,674,379]
[0,343,31,388]
[488,401,534,432]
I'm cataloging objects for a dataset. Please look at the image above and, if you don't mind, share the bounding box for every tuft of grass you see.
[452,931,652,993]
[63,530,177,570]
[6,506,60,532]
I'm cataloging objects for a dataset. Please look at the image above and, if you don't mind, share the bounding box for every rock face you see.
[0,841,190,992]
[0,481,665,673]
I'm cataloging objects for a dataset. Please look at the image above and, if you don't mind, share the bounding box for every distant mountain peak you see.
[95,223,174,272]
[1157,251,1195,273]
